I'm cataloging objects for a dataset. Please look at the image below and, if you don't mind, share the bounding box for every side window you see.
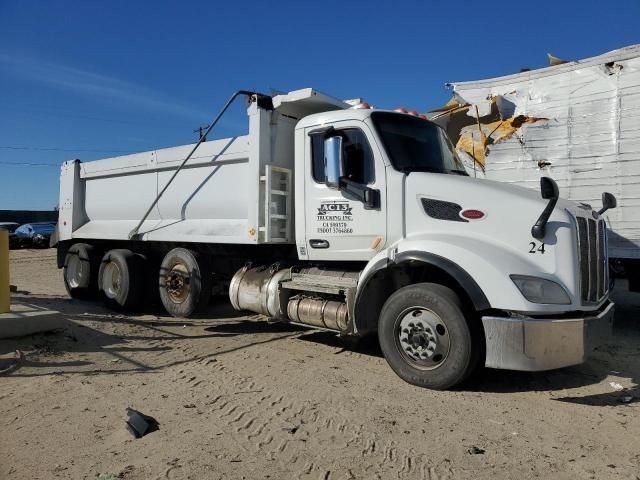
[310,128,375,185]
[311,134,325,183]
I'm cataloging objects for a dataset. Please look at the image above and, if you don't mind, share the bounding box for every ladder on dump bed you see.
[260,164,292,243]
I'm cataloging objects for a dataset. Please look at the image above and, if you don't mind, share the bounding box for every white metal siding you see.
[444,46,640,259]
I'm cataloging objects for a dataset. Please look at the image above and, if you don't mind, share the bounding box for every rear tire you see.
[159,248,211,318]
[98,249,146,310]
[378,283,478,390]
[63,243,100,299]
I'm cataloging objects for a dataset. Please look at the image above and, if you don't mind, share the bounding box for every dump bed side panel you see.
[60,135,254,244]
[58,88,351,246]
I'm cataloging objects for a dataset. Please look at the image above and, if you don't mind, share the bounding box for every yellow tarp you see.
[430,96,547,169]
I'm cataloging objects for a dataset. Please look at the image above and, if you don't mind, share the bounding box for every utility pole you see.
[194,124,210,142]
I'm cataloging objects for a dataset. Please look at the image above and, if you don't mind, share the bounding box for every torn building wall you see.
[431,45,640,260]
[431,96,547,168]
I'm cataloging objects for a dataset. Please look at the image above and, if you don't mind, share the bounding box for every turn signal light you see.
[460,209,485,220]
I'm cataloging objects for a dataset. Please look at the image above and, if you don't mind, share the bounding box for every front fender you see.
[359,234,577,315]
[352,240,493,335]
[356,248,490,312]
[401,235,573,312]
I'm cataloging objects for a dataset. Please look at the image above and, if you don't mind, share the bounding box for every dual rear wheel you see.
[98,249,146,310]
[64,246,480,389]
[63,246,210,317]
[63,243,100,299]
[158,248,211,317]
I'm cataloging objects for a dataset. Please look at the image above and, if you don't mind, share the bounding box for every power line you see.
[193,124,210,142]
[5,106,193,127]
[0,161,59,167]
[5,107,152,126]
[0,145,135,153]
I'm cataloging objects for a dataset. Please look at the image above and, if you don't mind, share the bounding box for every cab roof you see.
[296,108,428,131]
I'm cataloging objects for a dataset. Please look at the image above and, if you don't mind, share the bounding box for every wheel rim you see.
[66,255,84,289]
[395,307,450,370]
[102,261,122,299]
[165,263,190,304]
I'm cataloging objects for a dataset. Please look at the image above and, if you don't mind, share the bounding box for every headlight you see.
[510,275,571,304]
[34,234,44,240]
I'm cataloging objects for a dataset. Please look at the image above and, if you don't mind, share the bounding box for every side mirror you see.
[531,177,559,240]
[324,136,343,190]
[598,192,617,216]
[540,176,559,200]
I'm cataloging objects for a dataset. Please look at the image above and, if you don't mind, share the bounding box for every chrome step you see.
[280,273,358,296]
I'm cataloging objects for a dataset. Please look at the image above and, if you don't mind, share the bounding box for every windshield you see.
[371,112,467,175]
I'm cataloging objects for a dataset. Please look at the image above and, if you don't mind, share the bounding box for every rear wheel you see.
[159,248,211,318]
[378,283,478,390]
[98,249,146,310]
[63,243,100,299]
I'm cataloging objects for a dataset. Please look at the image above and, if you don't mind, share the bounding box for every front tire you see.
[378,283,477,390]
[159,248,211,318]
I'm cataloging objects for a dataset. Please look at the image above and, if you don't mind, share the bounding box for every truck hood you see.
[404,172,577,229]
[400,172,582,310]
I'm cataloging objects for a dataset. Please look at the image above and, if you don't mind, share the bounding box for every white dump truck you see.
[56,88,615,389]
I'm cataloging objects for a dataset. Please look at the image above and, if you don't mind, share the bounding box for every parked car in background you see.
[14,222,56,248]
[0,222,20,249]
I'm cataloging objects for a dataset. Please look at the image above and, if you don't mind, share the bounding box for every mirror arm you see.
[531,198,557,240]
[339,177,380,210]
[597,192,617,216]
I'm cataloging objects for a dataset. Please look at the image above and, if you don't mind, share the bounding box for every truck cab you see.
[57,88,615,389]
[290,103,614,384]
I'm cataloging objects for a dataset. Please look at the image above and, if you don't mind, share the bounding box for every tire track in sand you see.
[172,354,458,479]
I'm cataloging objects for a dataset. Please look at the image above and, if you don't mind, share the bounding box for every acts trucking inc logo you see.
[316,201,354,234]
[317,201,353,220]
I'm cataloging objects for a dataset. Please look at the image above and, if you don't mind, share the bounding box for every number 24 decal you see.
[529,242,545,254]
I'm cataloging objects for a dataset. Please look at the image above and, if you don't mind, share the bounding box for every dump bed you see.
[58,89,349,246]
[433,45,640,259]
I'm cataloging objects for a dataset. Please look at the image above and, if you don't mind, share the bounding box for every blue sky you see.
[1,0,639,210]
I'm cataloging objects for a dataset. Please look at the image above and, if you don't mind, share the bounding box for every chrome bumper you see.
[481,301,614,371]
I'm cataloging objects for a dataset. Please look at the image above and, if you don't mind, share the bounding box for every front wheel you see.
[378,283,478,390]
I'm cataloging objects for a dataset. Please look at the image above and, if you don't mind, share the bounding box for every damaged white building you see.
[432,45,640,280]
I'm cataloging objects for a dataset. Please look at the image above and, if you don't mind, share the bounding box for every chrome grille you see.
[598,220,606,298]
[576,215,607,303]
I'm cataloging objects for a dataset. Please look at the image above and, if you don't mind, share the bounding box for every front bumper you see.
[481,301,614,371]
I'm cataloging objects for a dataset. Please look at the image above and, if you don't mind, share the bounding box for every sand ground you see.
[1,248,639,479]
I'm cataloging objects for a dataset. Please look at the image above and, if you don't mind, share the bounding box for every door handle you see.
[309,239,330,249]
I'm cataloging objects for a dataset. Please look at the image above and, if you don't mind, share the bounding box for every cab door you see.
[304,120,386,261]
